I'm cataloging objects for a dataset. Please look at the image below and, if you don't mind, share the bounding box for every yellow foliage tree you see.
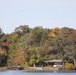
[64,63,74,70]
[48,27,60,37]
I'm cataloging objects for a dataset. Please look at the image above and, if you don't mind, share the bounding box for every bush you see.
[64,63,74,70]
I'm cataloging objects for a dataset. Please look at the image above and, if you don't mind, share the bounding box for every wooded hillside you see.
[0,25,76,67]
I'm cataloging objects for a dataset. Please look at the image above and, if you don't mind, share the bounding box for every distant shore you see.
[0,66,76,71]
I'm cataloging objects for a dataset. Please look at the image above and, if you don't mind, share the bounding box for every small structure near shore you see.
[45,59,64,67]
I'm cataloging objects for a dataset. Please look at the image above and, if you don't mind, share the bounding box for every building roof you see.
[45,59,63,63]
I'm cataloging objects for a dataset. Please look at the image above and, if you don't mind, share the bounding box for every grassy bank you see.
[25,66,62,71]
[0,67,8,71]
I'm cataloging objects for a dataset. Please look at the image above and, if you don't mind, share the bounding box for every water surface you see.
[0,70,76,75]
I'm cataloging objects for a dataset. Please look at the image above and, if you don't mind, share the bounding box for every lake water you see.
[0,70,76,75]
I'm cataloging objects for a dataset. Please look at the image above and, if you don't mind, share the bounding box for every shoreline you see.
[0,66,76,71]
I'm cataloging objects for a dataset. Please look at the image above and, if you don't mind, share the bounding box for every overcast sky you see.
[0,0,76,34]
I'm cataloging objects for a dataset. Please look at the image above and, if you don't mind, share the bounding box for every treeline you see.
[0,25,76,67]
